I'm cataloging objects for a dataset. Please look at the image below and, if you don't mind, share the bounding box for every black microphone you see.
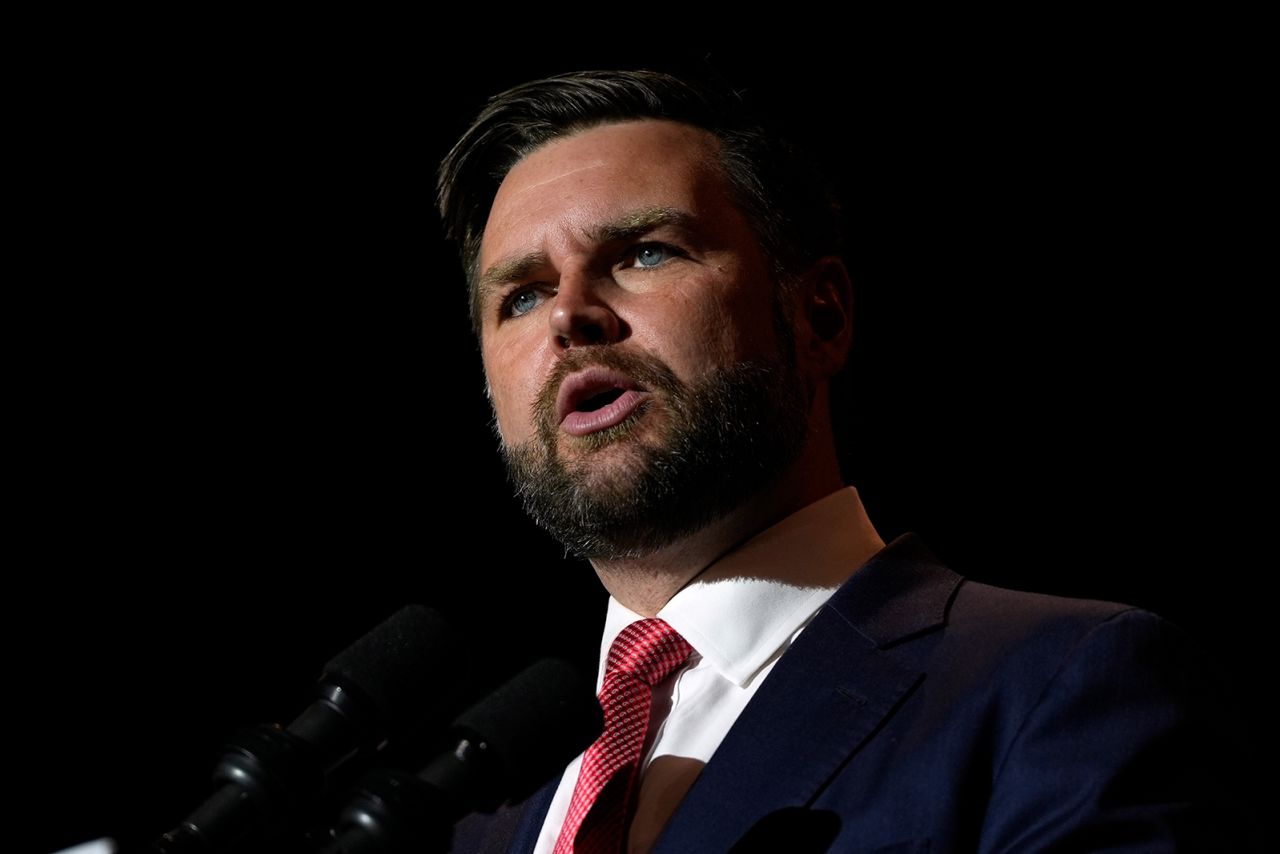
[152,604,458,853]
[323,657,603,854]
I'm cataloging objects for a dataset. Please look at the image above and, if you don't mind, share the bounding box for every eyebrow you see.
[590,205,695,245]
[475,251,549,306]
[475,206,697,305]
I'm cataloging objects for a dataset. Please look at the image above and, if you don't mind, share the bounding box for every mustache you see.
[532,347,685,435]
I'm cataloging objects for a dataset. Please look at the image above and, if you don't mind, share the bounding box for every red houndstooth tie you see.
[554,618,693,854]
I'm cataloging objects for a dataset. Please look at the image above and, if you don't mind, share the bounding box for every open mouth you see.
[555,368,651,437]
[577,388,627,412]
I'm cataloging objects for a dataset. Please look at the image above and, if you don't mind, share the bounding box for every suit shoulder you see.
[947,577,1155,649]
[834,533,1151,652]
[832,533,1210,713]
[924,579,1224,738]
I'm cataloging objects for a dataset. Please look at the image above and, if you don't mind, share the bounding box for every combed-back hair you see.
[437,69,844,335]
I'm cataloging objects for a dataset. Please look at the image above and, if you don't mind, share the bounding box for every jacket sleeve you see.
[977,608,1259,852]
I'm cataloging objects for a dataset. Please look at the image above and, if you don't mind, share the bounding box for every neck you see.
[589,430,845,617]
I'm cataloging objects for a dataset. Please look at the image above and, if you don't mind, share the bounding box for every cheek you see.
[481,337,546,444]
[687,299,743,364]
[713,276,783,361]
[645,279,776,373]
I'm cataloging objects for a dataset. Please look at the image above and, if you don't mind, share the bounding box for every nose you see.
[548,270,622,350]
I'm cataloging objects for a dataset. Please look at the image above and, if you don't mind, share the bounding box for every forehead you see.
[479,120,730,268]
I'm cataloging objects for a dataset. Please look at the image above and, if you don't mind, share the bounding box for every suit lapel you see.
[503,772,561,854]
[445,771,558,854]
[654,534,961,852]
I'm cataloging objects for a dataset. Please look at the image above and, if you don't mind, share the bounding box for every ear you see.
[793,255,854,379]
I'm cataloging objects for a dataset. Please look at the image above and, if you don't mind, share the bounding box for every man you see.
[437,70,1248,852]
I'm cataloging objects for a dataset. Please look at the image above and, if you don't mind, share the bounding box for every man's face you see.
[476,119,808,558]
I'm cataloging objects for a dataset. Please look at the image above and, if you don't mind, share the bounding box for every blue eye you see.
[632,243,671,268]
[508,289,541,317]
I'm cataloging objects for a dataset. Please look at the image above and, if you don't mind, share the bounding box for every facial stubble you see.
[498,346,810,560]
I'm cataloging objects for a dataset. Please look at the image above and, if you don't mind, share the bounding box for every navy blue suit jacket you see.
[454,534,1252,852]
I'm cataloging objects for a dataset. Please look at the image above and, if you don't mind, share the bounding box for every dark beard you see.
[498,346,809,560]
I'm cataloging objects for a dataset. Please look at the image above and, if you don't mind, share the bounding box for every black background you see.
[10,35,1267,853]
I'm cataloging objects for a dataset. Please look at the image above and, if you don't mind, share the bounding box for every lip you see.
[555,368,650,437]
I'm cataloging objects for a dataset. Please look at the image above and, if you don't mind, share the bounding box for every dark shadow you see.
[729,806,842,853]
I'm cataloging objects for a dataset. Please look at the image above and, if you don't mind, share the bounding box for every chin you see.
[560,436,659,485]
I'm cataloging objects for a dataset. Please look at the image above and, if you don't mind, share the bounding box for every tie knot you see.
[605,618,693,687]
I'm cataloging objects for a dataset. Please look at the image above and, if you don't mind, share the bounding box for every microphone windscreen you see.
[452,658,603,803]
[323,604,455,725]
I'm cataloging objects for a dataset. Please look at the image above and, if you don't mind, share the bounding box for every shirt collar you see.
[599,486,884,689]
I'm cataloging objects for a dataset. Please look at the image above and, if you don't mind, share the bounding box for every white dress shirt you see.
[534,486,885,853]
